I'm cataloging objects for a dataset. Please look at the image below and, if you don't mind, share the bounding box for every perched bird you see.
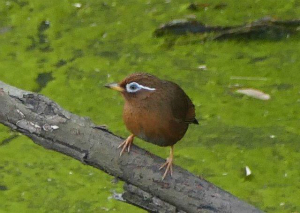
[105,73,198,179]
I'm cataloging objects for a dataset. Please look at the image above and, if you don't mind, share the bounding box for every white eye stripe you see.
[139,85,156,91]
[126,82,156,93]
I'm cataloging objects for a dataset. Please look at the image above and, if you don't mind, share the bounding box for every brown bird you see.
[105,73,198,179]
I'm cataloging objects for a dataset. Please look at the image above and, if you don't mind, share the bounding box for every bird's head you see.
[105,73,159,101]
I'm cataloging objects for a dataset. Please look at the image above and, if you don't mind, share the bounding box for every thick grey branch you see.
[0,81,262,213]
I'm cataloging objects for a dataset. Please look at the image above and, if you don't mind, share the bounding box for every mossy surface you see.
[0,0,300,212]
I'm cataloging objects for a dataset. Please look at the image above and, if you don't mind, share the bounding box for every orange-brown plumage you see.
[106,73,198,179]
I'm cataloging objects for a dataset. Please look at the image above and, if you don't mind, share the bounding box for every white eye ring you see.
[126,82,156,93]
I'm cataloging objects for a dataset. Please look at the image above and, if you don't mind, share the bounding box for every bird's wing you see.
[185,96,198,124]
[167,81,198,125]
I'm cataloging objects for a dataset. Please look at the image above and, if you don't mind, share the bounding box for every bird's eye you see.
[126,82,156,93]
[130,84,137,90]
[126,82,141,93]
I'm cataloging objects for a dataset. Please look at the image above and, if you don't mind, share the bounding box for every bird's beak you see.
[104,83,124,92]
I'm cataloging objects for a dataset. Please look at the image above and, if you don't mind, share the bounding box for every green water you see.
[1,0,300,212]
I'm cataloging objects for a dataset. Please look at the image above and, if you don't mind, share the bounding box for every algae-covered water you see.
[1,0,300,212]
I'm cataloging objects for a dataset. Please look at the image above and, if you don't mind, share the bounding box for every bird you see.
[105,73,198,180]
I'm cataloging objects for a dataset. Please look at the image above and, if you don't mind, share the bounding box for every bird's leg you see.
[118,134,135,156]
[159,145,174,180]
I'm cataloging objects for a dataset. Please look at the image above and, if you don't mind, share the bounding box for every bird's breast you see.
[123,102,188,147]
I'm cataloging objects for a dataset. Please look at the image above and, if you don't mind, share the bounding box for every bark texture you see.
[0,81,262,213]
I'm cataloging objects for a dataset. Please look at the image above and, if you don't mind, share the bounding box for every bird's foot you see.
[118,134,134,156]
[159,157,173,180]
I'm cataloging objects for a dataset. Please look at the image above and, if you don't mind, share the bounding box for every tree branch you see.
[0,81,262,213]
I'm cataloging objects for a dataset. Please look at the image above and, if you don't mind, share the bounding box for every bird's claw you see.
[159,157,173,180]
[118,134,134,156]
